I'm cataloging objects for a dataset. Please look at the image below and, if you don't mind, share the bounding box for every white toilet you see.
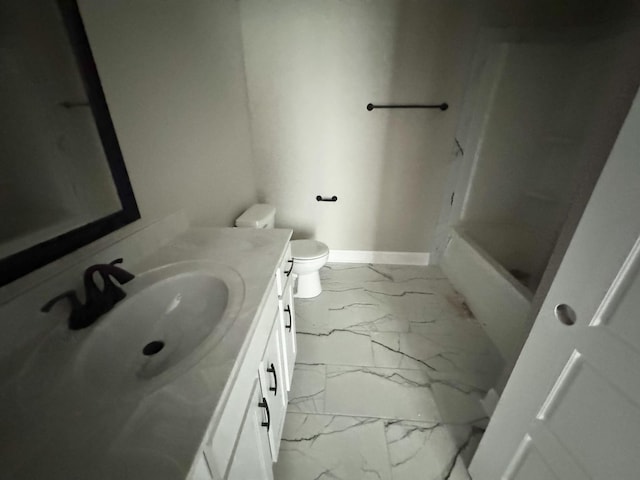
[235,204,329,298]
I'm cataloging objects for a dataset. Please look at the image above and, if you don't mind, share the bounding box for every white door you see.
[470,91,640,479]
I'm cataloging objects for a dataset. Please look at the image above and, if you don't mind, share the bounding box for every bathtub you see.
[441,227,533,377]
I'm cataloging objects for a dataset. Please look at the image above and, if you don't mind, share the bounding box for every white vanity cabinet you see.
[202,240,297,480]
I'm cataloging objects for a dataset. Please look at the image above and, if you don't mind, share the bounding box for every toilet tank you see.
[235,204,276,228]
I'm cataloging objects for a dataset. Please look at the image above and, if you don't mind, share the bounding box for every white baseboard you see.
[328,250,431,265]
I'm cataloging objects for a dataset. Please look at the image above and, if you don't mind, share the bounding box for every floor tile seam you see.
[310,362,491,394]
[295,331,373,339]
[284,408,488,433]
[325,279,446,287]
[379,416,395,480]
[295,361,470,375]
[296,327,418,335]
[297,329,495,350]
[286,409,443,424]
[322,287,441,297]
[296,326,373,335]
[295,360,431,370]
[293,361,495,391]
[282,410,445,426]
[319,362,453,374]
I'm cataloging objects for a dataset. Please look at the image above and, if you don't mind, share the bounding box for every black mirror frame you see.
[0,0,140,287]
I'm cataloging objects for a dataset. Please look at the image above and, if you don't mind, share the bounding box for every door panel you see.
[505,438,560,480]
[531,352,640,479]
[592,239,640,343]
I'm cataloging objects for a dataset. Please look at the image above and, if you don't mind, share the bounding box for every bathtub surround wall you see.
[437,19,640,389]
[436,23,640,271]
[239,0,478,253]
[78,0,258,229]
[457,33,640,292]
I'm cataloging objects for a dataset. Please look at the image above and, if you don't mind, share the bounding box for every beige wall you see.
[240,0,478,251]
[79,0,257,228]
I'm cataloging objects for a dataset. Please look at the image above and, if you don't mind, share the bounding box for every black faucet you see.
[41,258,135,330]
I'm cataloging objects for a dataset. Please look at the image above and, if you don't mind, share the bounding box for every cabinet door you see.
[275,244,293,297]
[226,377,273,480]
[258,314,288,462]
[278,283,297,391]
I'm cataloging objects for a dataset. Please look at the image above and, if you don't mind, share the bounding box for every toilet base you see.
[294,271,322,298]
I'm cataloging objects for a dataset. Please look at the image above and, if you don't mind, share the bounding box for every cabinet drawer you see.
[275,244,293,297]
[277,284,296,391]
[258,312,288,462]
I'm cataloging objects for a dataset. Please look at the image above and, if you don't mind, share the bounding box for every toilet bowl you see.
[290,239,329,299]
[235,204,329,298]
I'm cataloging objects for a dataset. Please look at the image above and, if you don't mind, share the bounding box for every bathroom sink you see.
[74,261,244,395]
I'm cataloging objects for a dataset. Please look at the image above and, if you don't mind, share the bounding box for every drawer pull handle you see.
[267,363,278,396]
[259,397,270,431]
[285,306,293,331]
[285,259,294,277]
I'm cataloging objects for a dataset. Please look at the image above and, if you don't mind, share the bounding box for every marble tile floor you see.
[274,263,504,480]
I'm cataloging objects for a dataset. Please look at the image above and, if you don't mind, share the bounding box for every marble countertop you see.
[0,227,292,480]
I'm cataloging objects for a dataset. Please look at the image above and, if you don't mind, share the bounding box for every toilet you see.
[235,204,329,298]
[289,239,330,298]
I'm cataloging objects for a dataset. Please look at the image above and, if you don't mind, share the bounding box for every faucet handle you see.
[100,259,135,305]
[103,261,135,285]
[41,290,82,313]
[101,274,127,304]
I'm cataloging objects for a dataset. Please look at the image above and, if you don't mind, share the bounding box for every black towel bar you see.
[366,102,448,111]
[316,195,338,202]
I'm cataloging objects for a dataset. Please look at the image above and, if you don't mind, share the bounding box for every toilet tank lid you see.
[235,204,276,227]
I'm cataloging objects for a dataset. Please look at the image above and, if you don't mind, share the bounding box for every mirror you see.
[0,0,140,286]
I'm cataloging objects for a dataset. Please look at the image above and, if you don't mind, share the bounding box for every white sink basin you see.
[74,261,244,395]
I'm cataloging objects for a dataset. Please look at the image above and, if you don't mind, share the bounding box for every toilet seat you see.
[291,240,329,261]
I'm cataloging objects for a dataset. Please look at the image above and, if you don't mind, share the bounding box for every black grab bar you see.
[366,102,448,111]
